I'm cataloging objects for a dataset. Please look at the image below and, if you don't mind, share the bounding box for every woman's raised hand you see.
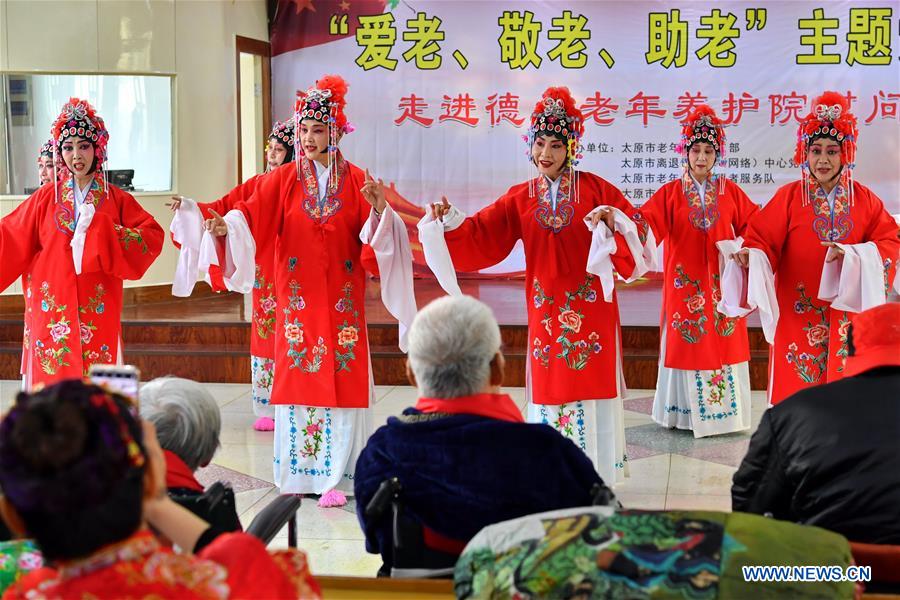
[590,208,615,230]
[166,195,184,212]
[429,197,451,222]
[361,169,387,213]
[732,249,750,268]
[821,241,845,262]
[204,209,228,237]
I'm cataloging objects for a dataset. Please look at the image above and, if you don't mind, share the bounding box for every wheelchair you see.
[364,477,621,578]
[170,482,302,547]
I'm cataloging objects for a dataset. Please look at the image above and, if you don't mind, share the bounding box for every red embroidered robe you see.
[4,530,320,599]
[0,175,163,388]
[742,180,899,404]
[639,176,760,370]
[196,173,276,358]
[444,171,641,405]
[233,157,379,408]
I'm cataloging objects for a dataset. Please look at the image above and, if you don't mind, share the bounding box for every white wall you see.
[1,0,269,295]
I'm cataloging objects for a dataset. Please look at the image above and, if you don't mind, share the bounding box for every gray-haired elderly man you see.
[140,377,240,531]
[354,295,604,573]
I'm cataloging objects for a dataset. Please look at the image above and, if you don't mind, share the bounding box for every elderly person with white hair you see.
[354,295,603,573]
[140,377,241,532]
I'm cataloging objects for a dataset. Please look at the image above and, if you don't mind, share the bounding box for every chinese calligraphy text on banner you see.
[272,0,899,274]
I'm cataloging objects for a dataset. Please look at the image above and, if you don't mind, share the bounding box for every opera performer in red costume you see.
[420,87,651,484]
[201,75,416,507]
[169,118,296,431]
[724,92,899,404]
[639,105,759,437]
[0,98,163,390]
[37,139,56,186]
[18,140,64,381]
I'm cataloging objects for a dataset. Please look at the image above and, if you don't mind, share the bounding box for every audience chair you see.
[850,541,900,595]
[364,477,462,579]
[247,494,302,547]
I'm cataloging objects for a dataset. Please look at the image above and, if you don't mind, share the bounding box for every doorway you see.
[235,35,272,183]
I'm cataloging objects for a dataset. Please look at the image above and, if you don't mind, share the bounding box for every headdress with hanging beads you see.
[677,104,727,196]
[49,98,110,202]
[794,91,858,205]
[523,87,584,199]
[294,74,354,193]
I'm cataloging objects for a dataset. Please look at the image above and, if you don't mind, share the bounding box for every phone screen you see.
[88,365,140,410]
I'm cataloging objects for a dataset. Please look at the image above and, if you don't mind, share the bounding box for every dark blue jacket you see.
[354,408,603,569]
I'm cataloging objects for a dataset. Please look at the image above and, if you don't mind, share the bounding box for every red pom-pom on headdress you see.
[794,91,858,167]
[677,104,726,156]
[529,86,585,139]
[295,74,352,134]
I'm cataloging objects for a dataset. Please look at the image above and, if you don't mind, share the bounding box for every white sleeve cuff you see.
[361,203,418,352]
[583,206,649,301]
[718,247,779,344]
[418,211,463,297]
[170,198,204,297]
[818,241,887,312]
[198,209,256,294]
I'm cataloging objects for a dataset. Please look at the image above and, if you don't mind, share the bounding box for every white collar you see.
[690,174,707,196]
[544,174,563,207]
[72,177,94,215]
[312,159,331,201]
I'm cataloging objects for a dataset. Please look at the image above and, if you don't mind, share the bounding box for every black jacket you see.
[732,367,900,544]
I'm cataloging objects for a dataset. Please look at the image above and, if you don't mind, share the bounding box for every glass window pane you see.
[2,73,173,194]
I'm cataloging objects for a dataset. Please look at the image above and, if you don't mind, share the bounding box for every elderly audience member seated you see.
[140,377,240,532]
[0,379,320,599]
[354,295,604,572]
[732,302,900,544]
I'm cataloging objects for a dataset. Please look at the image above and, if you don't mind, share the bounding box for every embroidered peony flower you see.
[260,296,276,313]
[338,325,359,347]
[284,323,303,344]
[79,323,93,345]
[305,423,320,436]
[558,415,570,426]
[710,373,724,386]
[806,324,829,347]
[687,294,706,314]
[49,320,70,344]
[558,310,582,333]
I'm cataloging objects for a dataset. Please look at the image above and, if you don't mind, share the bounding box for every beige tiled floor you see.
[2,380,764,578]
